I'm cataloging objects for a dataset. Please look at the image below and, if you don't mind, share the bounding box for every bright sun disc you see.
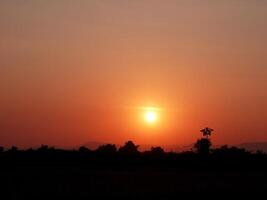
[144,111,157,124]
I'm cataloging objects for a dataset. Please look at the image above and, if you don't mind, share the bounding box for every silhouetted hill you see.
[81,141,108,150]
[238,142,267,152]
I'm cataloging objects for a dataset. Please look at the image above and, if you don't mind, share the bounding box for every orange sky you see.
[0,1,267,148]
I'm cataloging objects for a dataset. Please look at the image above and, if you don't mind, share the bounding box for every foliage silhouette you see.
[212,145,249,157]
[79,146,91,153]
[200,127,214,138]
[96,144,117,154]
[118,141,139,155]
[1,128,267,197]
[10,146,18,152]
[194,127,214,155]
[150,146,165,155]
[37,145,49,152]
[194,138,212,155]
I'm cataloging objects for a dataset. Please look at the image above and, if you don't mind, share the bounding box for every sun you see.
[144,111,157,124]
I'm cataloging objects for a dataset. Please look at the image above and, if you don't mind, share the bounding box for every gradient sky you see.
[0,0,267,148]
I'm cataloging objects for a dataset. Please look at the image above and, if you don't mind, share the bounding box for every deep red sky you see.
[0,1,267,148]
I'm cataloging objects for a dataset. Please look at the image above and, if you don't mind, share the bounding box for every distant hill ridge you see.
[238,142,267,152]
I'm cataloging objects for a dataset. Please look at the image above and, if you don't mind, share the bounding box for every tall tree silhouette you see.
[195,127,214,155]
[194,138,212,155]
[200,127,214,138]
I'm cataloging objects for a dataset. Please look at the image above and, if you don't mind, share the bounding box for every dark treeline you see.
[1,127,267,171]
[1,128,267,198]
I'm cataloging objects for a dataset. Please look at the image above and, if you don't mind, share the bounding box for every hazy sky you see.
[0,0,267,147]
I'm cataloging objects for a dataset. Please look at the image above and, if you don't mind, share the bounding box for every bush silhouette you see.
[118,141,139,155]
[96,144,117,154]
[150,146,164,155]
[79,146,91,153]
[212,145,249,157]
[37,145,49,152]
[10,146,18,152]
[37,145,56,153]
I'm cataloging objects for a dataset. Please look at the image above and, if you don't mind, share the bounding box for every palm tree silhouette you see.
[194,127,214,155]
[200,127,214,138]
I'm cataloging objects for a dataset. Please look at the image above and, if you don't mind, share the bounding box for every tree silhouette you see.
[96,144,117,154]
[37,145,49,152]
[37,145,56,153]
[118,141,139,155]
[0,146,4,153]
[79,146,90,153]
[10,146,18,152]
[212,145,249,157]
[200,127,214,138]
[150,146,164,155]
[195,127,214,155]
[194,138,212,155]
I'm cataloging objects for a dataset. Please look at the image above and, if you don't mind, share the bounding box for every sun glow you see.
[144,110,157,124]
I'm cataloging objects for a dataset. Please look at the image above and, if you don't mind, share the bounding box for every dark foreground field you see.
[1,141,267,198]
[1,165,267,199]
